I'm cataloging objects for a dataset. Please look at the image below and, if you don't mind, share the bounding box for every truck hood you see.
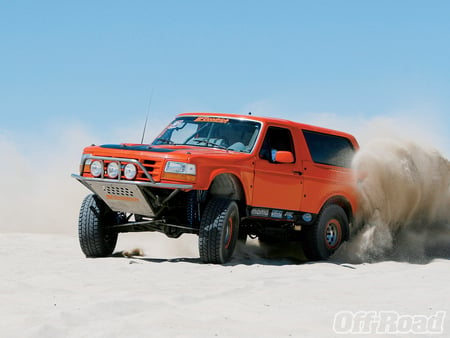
[83,143,251,160]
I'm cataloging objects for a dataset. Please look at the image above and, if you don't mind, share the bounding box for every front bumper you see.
[72,174,193,217]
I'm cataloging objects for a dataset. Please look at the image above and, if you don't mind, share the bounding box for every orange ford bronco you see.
[72,112,359,263]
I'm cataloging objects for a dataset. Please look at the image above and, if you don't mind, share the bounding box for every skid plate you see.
[83,180,155,216]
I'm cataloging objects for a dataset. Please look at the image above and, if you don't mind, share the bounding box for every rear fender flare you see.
[320,196,354,239]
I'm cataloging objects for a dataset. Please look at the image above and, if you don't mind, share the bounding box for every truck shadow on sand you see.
[113,255,306,266]
[112,242,310,266]
[112,239,450,266]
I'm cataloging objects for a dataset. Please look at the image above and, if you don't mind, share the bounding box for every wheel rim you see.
[325,219,341,249]
[224,216,234,249]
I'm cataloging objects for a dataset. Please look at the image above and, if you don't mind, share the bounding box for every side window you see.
[259,127,295,163]
[303,130,355,168]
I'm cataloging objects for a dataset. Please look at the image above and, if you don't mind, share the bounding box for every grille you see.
[139,159,162,181]
[83,157,163,182]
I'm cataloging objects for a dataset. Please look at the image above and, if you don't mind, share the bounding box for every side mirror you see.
[273,150,294,163]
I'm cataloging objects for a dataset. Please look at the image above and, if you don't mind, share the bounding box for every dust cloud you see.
[335,137,450,263]
[0,127,92,234]
[0,119,167,236]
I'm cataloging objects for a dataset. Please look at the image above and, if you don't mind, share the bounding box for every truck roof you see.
[177,112,359,148]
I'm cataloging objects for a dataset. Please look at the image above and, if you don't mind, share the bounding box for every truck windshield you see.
[152,116,261,153]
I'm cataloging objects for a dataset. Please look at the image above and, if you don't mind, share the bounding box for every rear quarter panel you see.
[300,160,358,214]
[294,125,359,215]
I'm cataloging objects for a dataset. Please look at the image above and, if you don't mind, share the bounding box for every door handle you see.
[293,171,302,175]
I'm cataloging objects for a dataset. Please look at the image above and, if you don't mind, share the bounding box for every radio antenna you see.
[140,88,154,144]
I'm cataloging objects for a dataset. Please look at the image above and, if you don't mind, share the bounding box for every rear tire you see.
[199,198,239,264]
[302,205,348,261]
[78,194,118,257]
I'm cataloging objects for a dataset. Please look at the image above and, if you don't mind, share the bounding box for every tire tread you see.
[199,198,238,263]
[302,204,348,261]
[78,194,117,257]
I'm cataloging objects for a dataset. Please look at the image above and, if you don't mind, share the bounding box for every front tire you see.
[302,205,349,261]
[78,194,118,257]
[199,198,240,264]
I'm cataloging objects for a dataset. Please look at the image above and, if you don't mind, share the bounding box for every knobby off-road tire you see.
[199,198,240,264]
[78,194,118,257]
[302,204,349,261]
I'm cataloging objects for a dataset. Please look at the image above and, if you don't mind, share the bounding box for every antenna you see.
[140,88,154,144]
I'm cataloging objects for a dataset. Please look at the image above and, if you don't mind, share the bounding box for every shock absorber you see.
[186,190,200,228]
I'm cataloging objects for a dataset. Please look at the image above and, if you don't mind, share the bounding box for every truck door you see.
[251,126,304,211]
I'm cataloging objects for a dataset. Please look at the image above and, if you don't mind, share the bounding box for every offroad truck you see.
[72,112,359,263]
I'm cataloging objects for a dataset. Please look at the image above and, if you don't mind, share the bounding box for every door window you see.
[259,127,295,162]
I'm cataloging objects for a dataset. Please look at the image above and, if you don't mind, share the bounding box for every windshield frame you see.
[152,115,263,153]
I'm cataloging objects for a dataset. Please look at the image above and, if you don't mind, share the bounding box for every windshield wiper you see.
[154,137,175,145]
[193,139,228,150]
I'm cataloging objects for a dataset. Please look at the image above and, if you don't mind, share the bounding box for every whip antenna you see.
[140,88,154,144]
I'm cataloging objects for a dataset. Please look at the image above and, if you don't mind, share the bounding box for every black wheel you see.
[199,198,240,264]
[78,194,119,257]
[302,205,349,261]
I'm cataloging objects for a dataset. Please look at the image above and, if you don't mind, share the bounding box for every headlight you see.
[164,161,196,175]
[124,163,137,180]
[107,162,120,178]
[90,160,103,177]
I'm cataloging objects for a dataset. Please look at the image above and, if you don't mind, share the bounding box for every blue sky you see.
[1,0,449,153]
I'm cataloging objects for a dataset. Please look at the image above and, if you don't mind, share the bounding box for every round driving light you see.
[90,160,103,177]
[124,163,137,180]
[107,162,120,178]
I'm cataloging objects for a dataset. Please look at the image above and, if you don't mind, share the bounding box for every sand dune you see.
[0,232,449,337]
[1,122,450,336]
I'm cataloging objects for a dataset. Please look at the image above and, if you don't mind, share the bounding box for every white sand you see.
[1,232,449,337]
[1,125,449,337]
